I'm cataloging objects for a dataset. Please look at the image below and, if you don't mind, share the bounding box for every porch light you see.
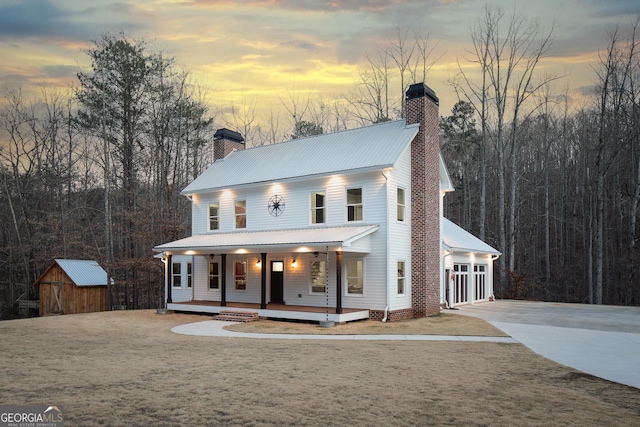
[291,259,298,268]
[256,259,262,268]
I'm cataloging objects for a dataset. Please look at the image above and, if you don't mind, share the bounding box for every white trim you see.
[208,202,220,231]
[309,190,327,225]
[234,199,247,229]
[233,260,248,291]
[346,187,363,223]
[345,258,365,296]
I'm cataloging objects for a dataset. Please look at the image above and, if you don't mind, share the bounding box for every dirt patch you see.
[1,310,639,426]
[223,312,508,335]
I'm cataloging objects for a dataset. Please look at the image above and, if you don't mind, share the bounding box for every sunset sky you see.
[1,0,639,127]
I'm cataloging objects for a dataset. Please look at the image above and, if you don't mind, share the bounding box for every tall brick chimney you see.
[406,83,441,317]
[213,128,244,160]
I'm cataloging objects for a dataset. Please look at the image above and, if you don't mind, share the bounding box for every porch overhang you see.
[153,224,379,255]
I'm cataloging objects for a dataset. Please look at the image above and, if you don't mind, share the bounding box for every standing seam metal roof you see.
[182,120,420,194]
[54,259,108,286]
[442,219,500,255]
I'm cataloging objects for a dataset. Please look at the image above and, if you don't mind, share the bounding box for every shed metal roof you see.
[182,120,420,194]
[54,259,108,286]
[442,219,500,255]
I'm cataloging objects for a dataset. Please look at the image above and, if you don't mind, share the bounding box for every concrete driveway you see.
[453,300,640,389]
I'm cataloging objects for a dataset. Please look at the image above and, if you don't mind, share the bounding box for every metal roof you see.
[154,224,379,253]
[54,259,108,286]
[182,120,420,194]
[442,219,500,255]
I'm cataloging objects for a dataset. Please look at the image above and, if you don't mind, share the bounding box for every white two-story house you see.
[154,83,499,323]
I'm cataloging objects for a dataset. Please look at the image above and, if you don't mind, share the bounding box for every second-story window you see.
[347,188,362,221]
[397,188,405,222]
[311,192,325,224]
[235,200,246,229]
[209,203,219,231]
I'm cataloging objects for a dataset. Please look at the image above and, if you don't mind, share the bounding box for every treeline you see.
[442,11,640,305]
[1,12,638,319]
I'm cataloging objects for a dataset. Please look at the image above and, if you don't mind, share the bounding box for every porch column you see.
[166,254,172,304]
[336,251,343,314]
[260,252,267,309]
[221,254,227,306]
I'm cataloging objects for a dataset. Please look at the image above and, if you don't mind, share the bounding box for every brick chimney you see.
[213,128,244,160]
[406,83,441,317]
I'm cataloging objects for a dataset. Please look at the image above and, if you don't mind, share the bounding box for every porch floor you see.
[167,300,370,323]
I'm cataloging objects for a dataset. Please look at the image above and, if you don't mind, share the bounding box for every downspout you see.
[491,254,500,300]
[381,169,391,322]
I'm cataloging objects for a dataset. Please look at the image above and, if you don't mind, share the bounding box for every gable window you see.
[209,203,219,231]
[209,262,219,289]
[310,260,326,293]
[346,259,363,295]
[397,188,405,222]
[311,192,325,224]
[347,188,363,221]
[172,263,181,288]
[186,262,193,288]
[397,261,405,294]
[235,200,246,229]
[234,261,247,290]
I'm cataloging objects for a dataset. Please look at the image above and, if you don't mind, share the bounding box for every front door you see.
[270,261,284,304]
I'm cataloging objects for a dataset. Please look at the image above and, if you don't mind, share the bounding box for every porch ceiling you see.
[154,224,379,255]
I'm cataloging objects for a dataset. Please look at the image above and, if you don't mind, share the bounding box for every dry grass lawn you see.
[1,310,639,426]
[224,312,508,336]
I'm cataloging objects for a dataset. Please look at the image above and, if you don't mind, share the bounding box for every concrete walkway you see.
[452,300,640,389]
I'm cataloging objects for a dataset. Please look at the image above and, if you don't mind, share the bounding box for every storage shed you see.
[33,259,108,316]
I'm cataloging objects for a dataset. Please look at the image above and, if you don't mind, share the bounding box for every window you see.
[172,263,181,288]
[346,259,363,295]
[310,260,326,293]
[474,265,487,300]
[209,262,219,289]
[311,192,325,224]
[186,262,192,288]
[209,203,219,231]
[347,188,362,221]
[235,200,246,229]
[397,261,405,294]
[234,261,247,290]
[397,188,405,222]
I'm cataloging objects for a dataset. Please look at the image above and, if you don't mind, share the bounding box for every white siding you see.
[387,145,413,311]
[184,169,391,311]
[193,255,220,301]
[167,255,194,303]
[442,252,495,307]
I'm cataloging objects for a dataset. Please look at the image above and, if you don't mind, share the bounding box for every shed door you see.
[50,283,64,314]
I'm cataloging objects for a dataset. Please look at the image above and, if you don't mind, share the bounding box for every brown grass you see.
[1,310,639,426]
[224,312,509,336]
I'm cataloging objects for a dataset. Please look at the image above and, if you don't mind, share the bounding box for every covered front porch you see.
[154,224,379,323]
[167,300,370,323]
